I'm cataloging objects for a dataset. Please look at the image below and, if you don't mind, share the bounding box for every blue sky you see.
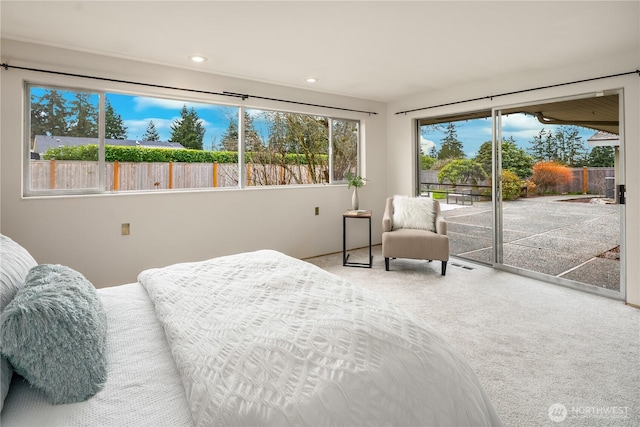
[107,93,236,150]
[110,92,598,156]
[420,115,597,158]
[32,87,598,155]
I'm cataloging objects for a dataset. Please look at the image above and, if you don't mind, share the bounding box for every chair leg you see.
[385,257,390,271]
[441,261,447,276]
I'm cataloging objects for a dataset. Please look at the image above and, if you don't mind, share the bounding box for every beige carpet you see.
[305,246,640,427]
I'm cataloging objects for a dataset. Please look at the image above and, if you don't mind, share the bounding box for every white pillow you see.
[392,196,436,232]
[0,234,38,411]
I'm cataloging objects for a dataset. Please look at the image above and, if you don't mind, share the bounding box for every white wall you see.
[0,39,388,288]
[387,54,640,306]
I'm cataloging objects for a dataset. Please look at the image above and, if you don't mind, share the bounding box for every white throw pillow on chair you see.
[392,196,436,232]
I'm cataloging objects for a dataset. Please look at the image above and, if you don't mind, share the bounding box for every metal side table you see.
[342,210,373,268]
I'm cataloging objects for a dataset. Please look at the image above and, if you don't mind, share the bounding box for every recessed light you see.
[189,55,207,63]
[305,77,318,83]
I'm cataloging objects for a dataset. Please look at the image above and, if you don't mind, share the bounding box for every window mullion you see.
[99,93,106,191]
[238,106,246,188]
[328,119,334,184]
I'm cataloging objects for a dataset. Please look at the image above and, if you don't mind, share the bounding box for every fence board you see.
[30,161,326,190]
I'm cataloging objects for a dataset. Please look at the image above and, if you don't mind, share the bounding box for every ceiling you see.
[419,93,620,134]
[1,1,638,103]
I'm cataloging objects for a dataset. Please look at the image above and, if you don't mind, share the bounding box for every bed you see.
[0,234,502,426]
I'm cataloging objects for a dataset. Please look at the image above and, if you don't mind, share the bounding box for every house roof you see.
[587,131,620,147]
[33,135,184,155]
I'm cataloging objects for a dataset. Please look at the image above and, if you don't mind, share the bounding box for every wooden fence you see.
[29,160,327,191]
[420,167,615,196]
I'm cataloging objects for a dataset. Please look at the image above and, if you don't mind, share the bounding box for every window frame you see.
[24,81,362,197]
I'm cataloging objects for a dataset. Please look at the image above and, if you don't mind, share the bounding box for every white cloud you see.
[124,117,174,140]
[125,117,222,142]
[500,113,548,144]
[132,97,224,112]
[420,136,435,149]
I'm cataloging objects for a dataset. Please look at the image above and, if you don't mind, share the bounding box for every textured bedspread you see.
[139,250,502,427]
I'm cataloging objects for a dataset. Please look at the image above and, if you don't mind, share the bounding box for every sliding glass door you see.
[491,92,624,299]
[417,90,625,299]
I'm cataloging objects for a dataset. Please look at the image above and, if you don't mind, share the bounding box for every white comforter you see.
[139,250,502,427]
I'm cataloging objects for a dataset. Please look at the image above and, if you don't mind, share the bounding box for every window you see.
[28,86,101,193]
[25,83,360,196]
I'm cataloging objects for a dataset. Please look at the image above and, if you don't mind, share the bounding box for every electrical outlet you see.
[121,223,130,235]
[315,207,319,215]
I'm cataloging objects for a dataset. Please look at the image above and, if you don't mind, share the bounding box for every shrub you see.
[501,170,522,200]
[420,155,436,170]
[42,145,327,165]
[437,159,487,185]
[531,161,572,194]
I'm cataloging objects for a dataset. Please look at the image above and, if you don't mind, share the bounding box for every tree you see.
[219,112,261,151]
[586,146,615,167]
[553,126,587,166]
[528,126,588,166]
[220,119,239,151]
[437,122,465,160]
[528,128,556,162]
[331,120,358,181]
[142,120,160,142]
[169,105,205,150]
[68,92,99,137]
[428,145,438,158]
[420,155,436,170]
[30,89,69,140]
[105,98,128,139]
[437,159,487,185]
[475,137,534,179]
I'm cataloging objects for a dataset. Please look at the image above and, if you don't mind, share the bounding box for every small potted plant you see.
[344,171,365,210]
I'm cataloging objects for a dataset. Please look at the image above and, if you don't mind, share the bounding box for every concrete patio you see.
[440,195,621,291]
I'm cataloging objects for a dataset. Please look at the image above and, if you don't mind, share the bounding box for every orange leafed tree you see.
[532,161,572,194]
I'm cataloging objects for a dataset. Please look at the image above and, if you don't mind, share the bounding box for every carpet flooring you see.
[305,246,640,427]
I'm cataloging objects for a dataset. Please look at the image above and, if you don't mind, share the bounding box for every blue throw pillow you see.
[0,264,108,404]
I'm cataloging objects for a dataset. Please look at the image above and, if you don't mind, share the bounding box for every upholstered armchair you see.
[382,196,449,275]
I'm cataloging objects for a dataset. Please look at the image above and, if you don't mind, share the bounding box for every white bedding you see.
[2,249,502,427]
[1,282,193,427]
[139,249,502,426]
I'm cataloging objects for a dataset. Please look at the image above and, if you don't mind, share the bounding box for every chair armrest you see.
[382,197,393,232]
[436,215,447,235]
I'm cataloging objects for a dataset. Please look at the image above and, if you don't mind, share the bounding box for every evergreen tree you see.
[68,92,98,137]
[528,126,588,166]
[586,146,615,167]
[105,98,128,139]
[169,105,205,149]
[220,119,239,151]
[528,128,557,162]
[244,112,262,151]
[428,145,438,158]
[142,120,160,141]
[30,89,69,139]
[220,112,261,151]
[437,122,465,160]
[553,126,587,166]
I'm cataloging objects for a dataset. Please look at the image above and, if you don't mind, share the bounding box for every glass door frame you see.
[490,90,625,301]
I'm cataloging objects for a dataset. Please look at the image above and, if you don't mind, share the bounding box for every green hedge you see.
[42,145,327,165]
